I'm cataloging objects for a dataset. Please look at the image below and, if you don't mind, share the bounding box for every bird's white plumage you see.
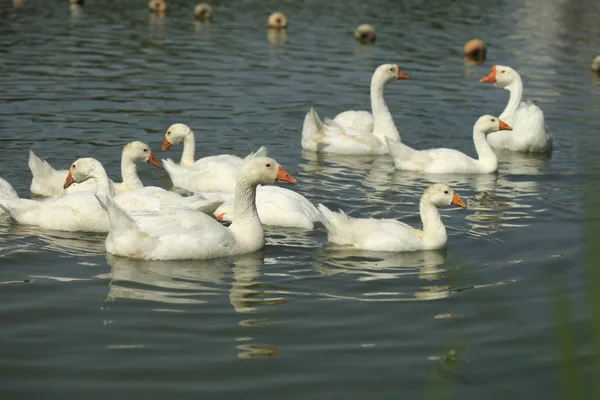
[318,184,465,252]
[214,186,321,229]
[301,64,405,155]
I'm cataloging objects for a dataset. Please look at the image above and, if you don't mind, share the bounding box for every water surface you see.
[1,0,600,398]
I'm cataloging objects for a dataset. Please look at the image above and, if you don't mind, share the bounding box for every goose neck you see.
[473,128,497,172]
[419,197,446,246]
[228,178,264,248]
[370,76,400,142]
[90,165,113,197]
[500,77,523,124]
[180,131,196,166]
[121,155,143,190]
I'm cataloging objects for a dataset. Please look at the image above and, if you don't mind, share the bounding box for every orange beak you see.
[216,213,225,221]
[498,119,512,131]
[147,152,160,167]
[397,66,410,80]
[162,137,172,152]
[276,166,297,184]
[63,171,75,189]
[451,192,467,208]
[479,65,496,83]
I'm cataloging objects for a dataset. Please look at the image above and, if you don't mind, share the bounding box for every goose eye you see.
[167,132,170,136]
[72,164,76,169]
[501,70,506,74]
[266,163,271,168]
[143,148,148,152]
[444,190,449,194]
[491,118,495,122]
[389,67,394,72]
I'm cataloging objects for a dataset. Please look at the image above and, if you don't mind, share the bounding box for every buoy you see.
[149,0,167,14]
[354,24,376,44]
[194,3,212,22]
[592,55,600,73]
[268,12,288,29]
[464,38,487,63]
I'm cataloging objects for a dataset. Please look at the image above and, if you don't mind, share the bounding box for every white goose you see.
[301,64,409,155]
[214,186,321,229]
[480,65,552,153]
[0,158,221,232]
[29,141,160,197]
[161,123,268,193]
[318,184,467,251]
[97,157,297,260]
[0,159,115,232]
[386,115,512,174]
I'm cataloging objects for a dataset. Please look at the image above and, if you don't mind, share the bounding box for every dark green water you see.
[1,0,600,398]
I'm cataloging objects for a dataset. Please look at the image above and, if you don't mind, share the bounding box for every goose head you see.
[423,184,467,209]
[354,24,376,44]
[268,12,288,29]
[162,123,191,151]
[63,158,103,189]
[474,115,512,134]
[374,64,410,84]
[480,65,519,88]
[149,0,166,13]
[194,3,212,22]
[240,157,297,187]
[123,141,160,167]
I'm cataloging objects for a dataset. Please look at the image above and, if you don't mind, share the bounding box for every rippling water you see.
[1,0,600,398]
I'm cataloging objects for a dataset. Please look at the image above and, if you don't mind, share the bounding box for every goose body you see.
[161,123,268,192]
[386,115,512,174]
[98,157,298,260]
[28,142,159,197]
[480,65,552,153]
[318,184,466,251]
[214,186,321,229]
[2,158,220,232]
[301,64,409,155]
[0,159,115,232]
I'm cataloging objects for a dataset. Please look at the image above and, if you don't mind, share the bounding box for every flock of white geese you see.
[0,63,552,261]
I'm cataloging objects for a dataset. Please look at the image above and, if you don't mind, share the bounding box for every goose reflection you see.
[299,150,394,194]
[313,246,452,301]
[0,222,105,257]
[104,251,280,358]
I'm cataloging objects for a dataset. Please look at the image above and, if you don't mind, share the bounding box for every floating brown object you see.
[194,3,213,22]
[592,55,600,73]
[149,0,167,14]
[268,12,288,29]
[354,24,376,44]
[70,0,84,5]
[464,38,487,63]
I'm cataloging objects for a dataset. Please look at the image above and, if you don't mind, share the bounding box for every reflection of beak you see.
[63,171,75,189]
[276,166,297,184]
[162,137,172,152]
[498,120,512,131]
[147,153,160,167]
[451,192,467,208]
[479,65,496,83]
[397,67,410,80]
